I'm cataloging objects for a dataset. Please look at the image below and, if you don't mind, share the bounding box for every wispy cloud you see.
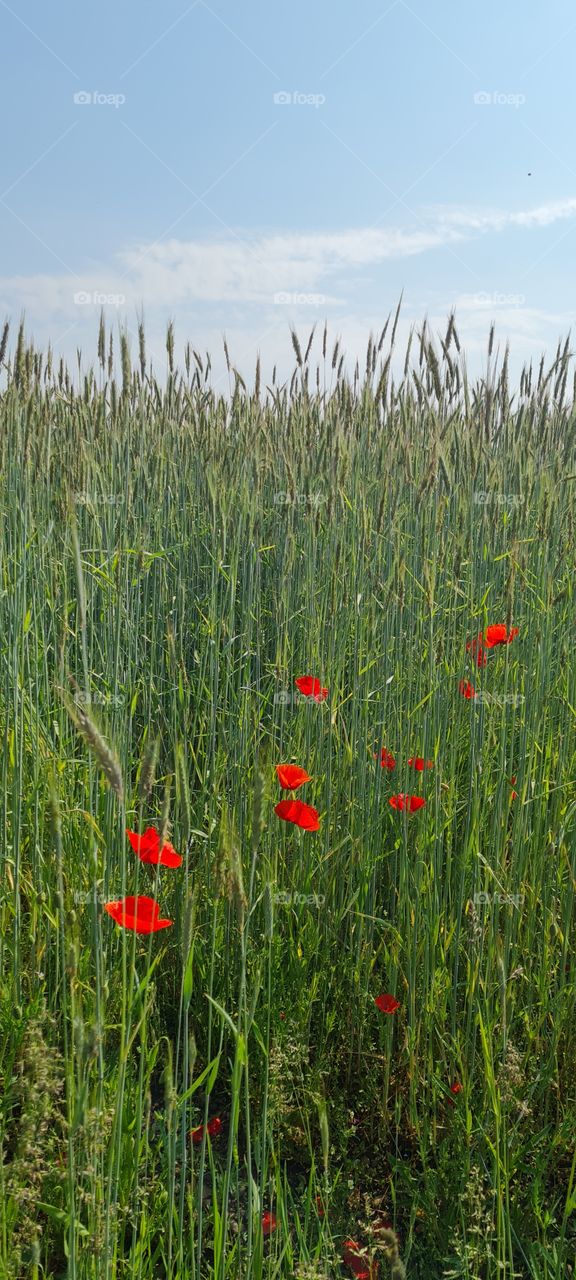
[1,196,575,387]
[2,196,575,314]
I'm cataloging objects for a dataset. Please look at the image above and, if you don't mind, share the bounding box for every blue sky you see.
[2,0,576,386]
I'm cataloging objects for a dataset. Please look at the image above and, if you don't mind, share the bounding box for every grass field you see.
[0,311,575,1280]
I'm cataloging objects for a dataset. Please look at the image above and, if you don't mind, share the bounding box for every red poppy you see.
[466,633,487,667]
[509,774,517,800]
[447,1080,463,1108]
[104,895,172,934]
[389,794,425,812]
[315,1194,325,1217]
[190,1116,222,1143]
[342,1240,379,1279]
[262,1211,277,1236]
[295,675,328,702]
[275,764,312,790]
[485,624,518,648]
[408,757,434,771]
[459,679,476,699]
[375,993,401,1014]
[274,798,320,831]
[126,826,182,868]
[377,749,396,770]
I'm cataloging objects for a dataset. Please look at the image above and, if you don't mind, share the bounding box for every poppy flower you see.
[459,679,475,699]
[190,1116,222,1143]
[389,794,425,812]
[342,1240,379,1279]
[295,675,328,702]
[262,1210,277,1236]
[126,826,182,868]
[509,774,517,799]
[447,1080,463,1107]
[275,764,312,790]
[104,895,172,934]
[375,993,400,1014]
[466,632,487,667]
[485,624,518,648]
[377,748,396,770]
[408,757,434,771]
[274,798,320,831]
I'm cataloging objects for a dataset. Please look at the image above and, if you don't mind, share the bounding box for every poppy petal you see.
[274,798,320,831]
[275,764,312,790]
[375,993,400,1014]
[104,895,173,933]
[389,794,425,812]
[295,675,328,702]
[190,1116,222,1143]
[342,1240,379,1279]
[126,826,182,868]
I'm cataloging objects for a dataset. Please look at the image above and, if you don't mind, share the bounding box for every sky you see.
[1,0,576,388]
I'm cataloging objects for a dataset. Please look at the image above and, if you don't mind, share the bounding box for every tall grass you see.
[0,312,575,1279]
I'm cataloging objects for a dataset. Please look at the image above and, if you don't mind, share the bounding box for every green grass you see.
[0,313,575,1280]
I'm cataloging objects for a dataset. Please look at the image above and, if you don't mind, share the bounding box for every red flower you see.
[295,675,328,702]
[408,757,434,771]
[447,1080,463,1108]
[126,826,182,868]
[342,1240,379,1279]
[378,748,396,770]
[275,764,312,790]
[104,895,172,934]
[459,679,475,699]
[315,1194,325,1217]
[262,1210,277,1236]
[389,794,425,812]
[509,774,518,799]
[274,798,320,831]
[190,1116,222,1143]
[466,632,487,667]
[375,993,400,1014]
[485,624,518,648]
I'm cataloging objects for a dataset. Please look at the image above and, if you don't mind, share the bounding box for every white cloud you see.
[1,195,575,384]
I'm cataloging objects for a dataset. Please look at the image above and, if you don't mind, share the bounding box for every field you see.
[0,312,575,1280]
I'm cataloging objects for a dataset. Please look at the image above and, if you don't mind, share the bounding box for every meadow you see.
[0,311,575,1280]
